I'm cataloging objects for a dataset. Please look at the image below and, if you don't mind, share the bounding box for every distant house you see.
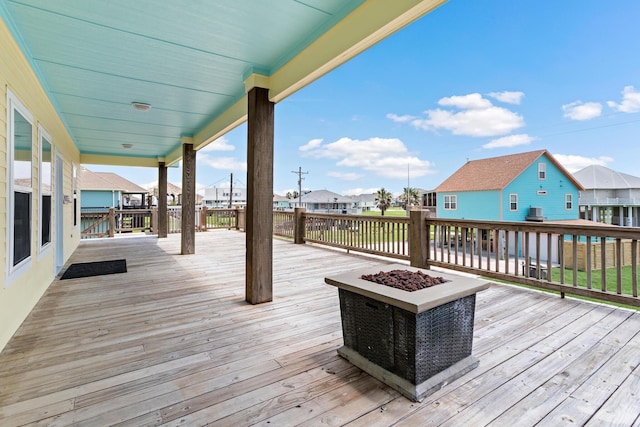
[148,182,203,206]
[573,165,640,227]
[435,150,583,221]
[79,167,149,210]
[435,150,584,261]
[202,186,247,208]
[351,193,378,213]
[300,190,354,213]
[420,190,437,214]
[273,194,293,211]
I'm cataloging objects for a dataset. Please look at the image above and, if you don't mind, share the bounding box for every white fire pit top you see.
[325,264,490,313]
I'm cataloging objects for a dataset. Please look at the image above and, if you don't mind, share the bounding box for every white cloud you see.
[553,154,613,173]
[487,91,525,105]
[299,138,324,152]
[483,134,536,149]
[199,137,235,152]
[438,93,493,109]
[409,93,525,137]
[342,188,380,196]
[386,113,416,123]
[607,86,640,113]
[562,101,602,121]
[199,155,247,171]
[327,171,363,181]
[300,136,437,179]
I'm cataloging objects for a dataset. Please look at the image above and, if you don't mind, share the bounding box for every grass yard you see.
[551,265,639,295]
[361,208,409,217]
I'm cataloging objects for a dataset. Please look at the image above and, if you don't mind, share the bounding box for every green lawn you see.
[361,208,409,217]
[551,265,638,295]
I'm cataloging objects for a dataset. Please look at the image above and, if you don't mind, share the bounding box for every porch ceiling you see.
[0,0,446,166]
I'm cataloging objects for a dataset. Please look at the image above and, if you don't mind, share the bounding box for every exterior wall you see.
[436,190,500,220]
[503,156,580,222]
[1,17,80,351]
[81,190,120,210]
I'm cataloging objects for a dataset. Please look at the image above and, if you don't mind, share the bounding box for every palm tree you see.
[375,188,393,216]
[399,187,420,210]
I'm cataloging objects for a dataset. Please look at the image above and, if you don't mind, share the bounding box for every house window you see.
[443,195,457,210]
[73,164,77,227]
[509,194,518,211]
[565,194,573,210]
[538,162,546,180]
[39,125,52,250]
[7,89,34,277]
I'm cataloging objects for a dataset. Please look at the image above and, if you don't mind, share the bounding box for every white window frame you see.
[509,193,518,211]
[6,88,34,284]
[538,162,546,180]
[39,124,53,256]
[72,163,78,228]
[443,194,457,210]
[565,193,573,210]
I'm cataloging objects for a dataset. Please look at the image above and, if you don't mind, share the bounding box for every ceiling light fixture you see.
[131,102,151,112]
[122,143,133,149]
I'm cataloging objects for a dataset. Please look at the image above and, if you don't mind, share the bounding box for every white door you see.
[55,153,64,274]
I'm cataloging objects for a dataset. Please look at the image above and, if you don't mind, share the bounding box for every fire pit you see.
[325,264,490,402]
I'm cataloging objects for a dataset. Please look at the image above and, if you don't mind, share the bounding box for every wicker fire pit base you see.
[325,264,490,402]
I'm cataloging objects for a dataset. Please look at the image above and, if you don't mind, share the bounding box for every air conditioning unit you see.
[526,206,544,222]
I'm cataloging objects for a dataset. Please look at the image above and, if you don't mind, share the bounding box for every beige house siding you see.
[0,17,80,350]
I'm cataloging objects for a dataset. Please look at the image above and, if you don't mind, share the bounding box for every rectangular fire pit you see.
[325,264,490,402]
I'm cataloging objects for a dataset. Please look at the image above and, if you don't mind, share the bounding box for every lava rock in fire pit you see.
[360,269,448,292]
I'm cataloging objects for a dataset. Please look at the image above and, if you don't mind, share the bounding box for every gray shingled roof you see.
[573,165,640,190]
[300,189,352,203]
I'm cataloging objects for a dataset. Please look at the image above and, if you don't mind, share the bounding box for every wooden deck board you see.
[1,230,639,426]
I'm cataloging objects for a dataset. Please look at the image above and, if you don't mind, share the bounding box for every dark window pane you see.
[14,191,31,266]
[42,195,51,245]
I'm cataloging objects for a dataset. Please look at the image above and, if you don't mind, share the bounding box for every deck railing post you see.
[410,209,430,269]
[151,208,158,234]
[237,208,245,231]
[108,207,115,238]
[200,208,208,231]
[294,207,306,244]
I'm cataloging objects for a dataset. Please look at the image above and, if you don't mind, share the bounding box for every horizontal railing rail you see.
[81,208,153,238]
[116,209,153,233]
[80,210,113,239]
[425,217,640,307]
[273,211,295,238]
[301,212,410,260]
[201,208,239,231]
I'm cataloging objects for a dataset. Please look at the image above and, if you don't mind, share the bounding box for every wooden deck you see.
[1,230,640,426]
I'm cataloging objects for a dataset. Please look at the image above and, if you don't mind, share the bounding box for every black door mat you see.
[61,259,127,280]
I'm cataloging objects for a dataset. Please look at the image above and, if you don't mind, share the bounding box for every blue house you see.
[80,167,149,210]
[435,150,584,262]
[435,150,583,222]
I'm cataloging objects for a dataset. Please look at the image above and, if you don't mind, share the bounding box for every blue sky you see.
[89,0,640,197]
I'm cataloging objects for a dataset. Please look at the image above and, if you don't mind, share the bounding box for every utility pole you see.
[228,172,233,208]
[291,167,308,207]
